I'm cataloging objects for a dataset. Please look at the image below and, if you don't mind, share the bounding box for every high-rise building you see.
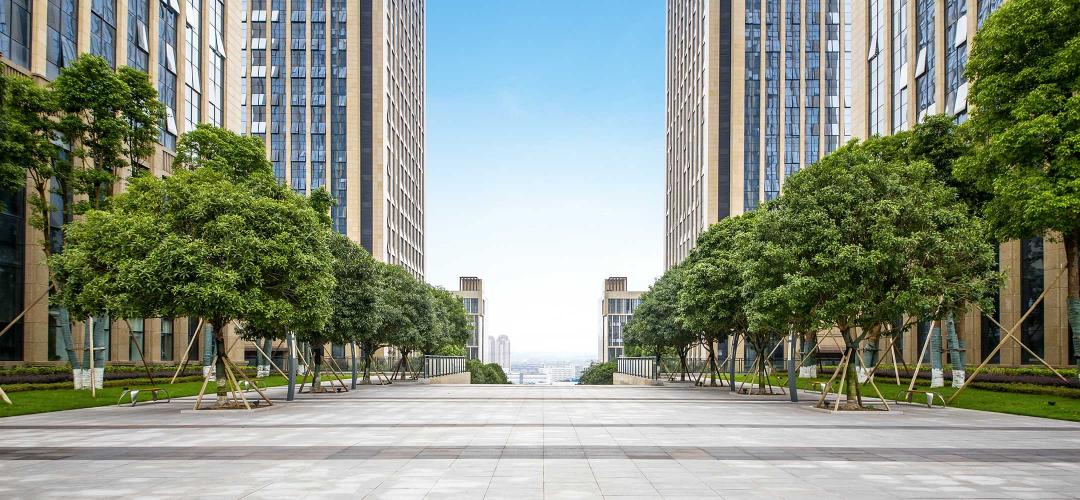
[847,0,1076,368]
[599,277,643,362]
[239,0,425,278]
[452,277,485,361]
[0,0,244,364]
[665,0,854,269]
[494,334,510,373]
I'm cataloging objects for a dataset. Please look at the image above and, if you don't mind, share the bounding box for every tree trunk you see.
[212,319,227,407]
[361,342,372,384]
[799,330,817,378]
[729,333,738,392]
[1065,232,1080,382]
[202,323,216,380]
[704,341,718,387]
[858,325,881,383]
[311,344,324,391]
[260,338,273,378]
[945,312,965,387]
[677,349,688,382]
[80,315,108,389]
[841,327,862,408]
[54,308,82,388]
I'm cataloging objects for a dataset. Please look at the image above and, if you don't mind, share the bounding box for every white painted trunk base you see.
[799,366,817,378]
[93,368,104,389]
[72,370,83,390]
[256,365,269,378]
[202,365,216,382]
[856,366,871,384]
[952,370,966,388]
[930,368,944,388]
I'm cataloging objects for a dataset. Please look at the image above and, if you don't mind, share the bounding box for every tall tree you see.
[51,127,334,407]
[626,267,692,381]
[679,214,760,386]
[955,0,1080,378]
[320,233,382,384]
[749,143,997,408]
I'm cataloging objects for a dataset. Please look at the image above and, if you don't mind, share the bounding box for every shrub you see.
[578,362,615,385]
[466,359,509,384]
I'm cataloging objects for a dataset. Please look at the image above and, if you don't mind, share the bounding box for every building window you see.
[1020,237,1045,364]
[843,0,853,141]
[0,187,24,361]
[128,318,145,362]
[0,0,32,68]
[891,0,910,132]
[183,0,202,132]
[206,0,225,127]
[46,0,79,80]
[763,0,780,202]
[330,0,347,234]
[127,0,150,71]
[981,248,1000,363]
[784,0,800,178]
[944,0,968,123]
[914,0,935,121]
[158,1,179,149]
[160,317,174,361]
[804,0,821,166]
[90,0,116,67]
[868,0,885,136]
[743,0,761,212]
[977,0,1004,28]
[824,0,840,153]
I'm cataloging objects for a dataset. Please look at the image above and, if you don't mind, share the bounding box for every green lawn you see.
[729,373,1080,422]
[0,375,289,418]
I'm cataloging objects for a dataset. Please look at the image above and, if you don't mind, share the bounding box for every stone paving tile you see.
[3,384,1080,499]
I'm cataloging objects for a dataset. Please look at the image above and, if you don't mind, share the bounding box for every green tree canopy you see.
[955,0,1080,373]
[50,127,334,405]
[746,142,997,406]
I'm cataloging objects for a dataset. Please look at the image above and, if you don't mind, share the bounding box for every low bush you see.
[467,359,509,384]
[3,374,209,392]
[578,362,615,385]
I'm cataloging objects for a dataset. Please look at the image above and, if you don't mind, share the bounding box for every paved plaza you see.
[1,383,1079,499]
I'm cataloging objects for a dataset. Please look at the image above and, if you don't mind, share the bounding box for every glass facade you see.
[206,0,225,127]
[944,0,968,122]
[183,0,201,132]
[783,0,800,178]
[804,0,820,166]
[981,248,1001,363]
[0,0,32,68]
[843,0,852,141]
[0,188,24,361]
[160,318,173,361]
[763,0,780,202]
[891,0,909,132]
[824,0,840,153]
[127,0,149,71]
[128,318,144,362]
[867,0,885,136]
[914,0,935,120]
[330,0,347,234]
[90,0,116,67]
[743,0,761,212]
[47,0,78,79]
[977,0,1004,28]
[1020,237,1045,364]
[158,0,178,149]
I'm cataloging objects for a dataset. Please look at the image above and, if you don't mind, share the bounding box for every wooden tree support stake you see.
[171,318,205,384]
[251,340,289,379]
[949,267,1068,405]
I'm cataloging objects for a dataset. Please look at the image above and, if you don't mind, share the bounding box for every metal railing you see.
[616,357,657,380]
[423,355,467,378]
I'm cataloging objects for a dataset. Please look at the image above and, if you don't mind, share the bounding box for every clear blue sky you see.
[425,0,666,357]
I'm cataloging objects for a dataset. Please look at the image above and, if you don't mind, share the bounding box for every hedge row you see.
[2,374,211,392]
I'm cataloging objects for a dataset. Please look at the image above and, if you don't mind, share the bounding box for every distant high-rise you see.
[495,335,510,373]
[241,0,426,278]
[599,277,643,362]
[452,277,485,361]
[665,0,854,268]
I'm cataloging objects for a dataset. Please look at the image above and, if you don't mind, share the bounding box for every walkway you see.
[1,384,1078,499]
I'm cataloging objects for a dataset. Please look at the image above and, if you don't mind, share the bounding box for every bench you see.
[116,387,170,407]
[895,389,947,408]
